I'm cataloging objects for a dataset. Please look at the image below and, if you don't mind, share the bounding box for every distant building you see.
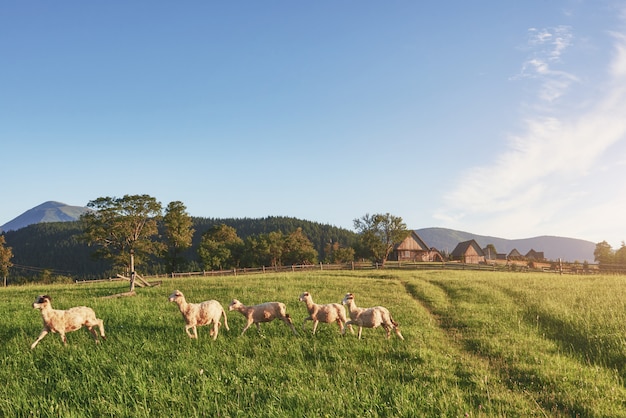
[507,249,523,260]
[390,231,444,262]
[525,249,545,261]
[451,240,485,264]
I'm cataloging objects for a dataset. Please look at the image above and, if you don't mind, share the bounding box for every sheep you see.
[228,299,297,336]
[298,291,354,335]
[168,290,229,340]
[341,293,404,340]
[30,295,106,349]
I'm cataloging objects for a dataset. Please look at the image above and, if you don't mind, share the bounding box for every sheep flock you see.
[30,290,405,348]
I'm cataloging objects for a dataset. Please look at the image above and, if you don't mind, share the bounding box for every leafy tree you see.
[324,241,355,263]
[353,213,410,265]
[162,201,195,273]
[282,227,318,265]
[614,242,626,268]
[594,241,614,267]
[198,224,243,270]
[81,194,163,291]
[0,235,13,286]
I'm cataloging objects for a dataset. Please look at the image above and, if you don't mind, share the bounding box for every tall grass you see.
[1,270,625,416]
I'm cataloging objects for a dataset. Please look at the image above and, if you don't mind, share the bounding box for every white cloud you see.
[436,25,626,243]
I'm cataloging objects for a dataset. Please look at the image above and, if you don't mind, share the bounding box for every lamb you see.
[341,293,404,340]
[168,290,229,340]
[228,299,297,336]
[298,291,353,335]
[30,295,106,349]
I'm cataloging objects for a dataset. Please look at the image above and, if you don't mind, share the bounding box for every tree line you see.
[0,194,409,287]
[593,241,626,270]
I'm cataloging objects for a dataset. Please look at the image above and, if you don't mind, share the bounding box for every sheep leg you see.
[282,317,297,336]
[240,320,254,335]
[221,310,230,331]
[30,329,49,349]
[86,326,100,343]
[60,332,68,345]
[312,320,319,335]
[96,319,106,340]
[185,325,197,339]
[301,316,311,331]
[394,328,405,340]
[211,322,219,340]
[357,327,363,340]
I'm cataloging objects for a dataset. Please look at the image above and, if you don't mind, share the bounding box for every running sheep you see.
[298,291,353,335]
[228,299,297,336]
[341,293,404,340]
[168,290,229,340]
[30,295,106,349]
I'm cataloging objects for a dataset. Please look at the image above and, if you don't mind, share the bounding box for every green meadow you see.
[1,270,625,417]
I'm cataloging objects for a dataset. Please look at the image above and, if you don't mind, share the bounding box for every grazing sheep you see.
[341,293,404,340]
[298,291,353,335]
[168,290,229,340]
[228,299,297,336]
[30,295,106,349]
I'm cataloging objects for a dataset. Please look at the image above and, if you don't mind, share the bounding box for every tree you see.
[282,227,318,265]
[162,201,195,273]
[614,242,626,268]
[594,241,614,268]
[353,213,410,265]
[198,224,243,270]
[81,194,163,291]
[0,235,13,287]
[324,241,355,263]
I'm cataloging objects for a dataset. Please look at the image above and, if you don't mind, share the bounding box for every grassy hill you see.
[3,270,626,416]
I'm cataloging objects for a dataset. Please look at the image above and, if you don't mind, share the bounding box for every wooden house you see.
[390,231,443,262]
[507,249,523,260]
[451,239,485,264]
[525,249,545,261]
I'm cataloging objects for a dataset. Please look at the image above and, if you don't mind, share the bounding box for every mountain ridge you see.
[1,202,597,262]
[0,201,91,233]
[416,227,596,262]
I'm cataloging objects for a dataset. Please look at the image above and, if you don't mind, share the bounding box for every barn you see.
[450,239,485,264]
[390,231,443,262]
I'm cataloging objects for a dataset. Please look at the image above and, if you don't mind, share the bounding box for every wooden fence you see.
[76,260,594,284]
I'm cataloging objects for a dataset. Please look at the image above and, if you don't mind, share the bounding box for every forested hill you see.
[3,217,357,282]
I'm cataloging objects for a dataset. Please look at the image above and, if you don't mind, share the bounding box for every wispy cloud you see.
[516,26,579,102]
[436,25,626,242]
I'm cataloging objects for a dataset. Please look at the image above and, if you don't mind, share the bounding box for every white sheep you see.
[341,293,404,340]
[228,299,297,336]
[168,290,229,340]
[30,295,106,349]
[298,291,354,335]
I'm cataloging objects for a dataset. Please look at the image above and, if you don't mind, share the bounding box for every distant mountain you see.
[0,201,91,233]
[416,227,596,263]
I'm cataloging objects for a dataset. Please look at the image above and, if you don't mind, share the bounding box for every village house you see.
[390,231,443,262]
[451,240,485,264]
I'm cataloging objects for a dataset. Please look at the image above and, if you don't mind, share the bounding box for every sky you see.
[2,1,626,248]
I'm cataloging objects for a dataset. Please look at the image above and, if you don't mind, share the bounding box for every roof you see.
[450,239,484,257]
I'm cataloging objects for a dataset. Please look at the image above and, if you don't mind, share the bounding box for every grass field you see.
[1,270,625,417]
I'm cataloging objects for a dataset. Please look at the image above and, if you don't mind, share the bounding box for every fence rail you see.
[76,260,600,284]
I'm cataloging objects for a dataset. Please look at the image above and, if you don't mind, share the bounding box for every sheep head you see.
[168,290,184,303]
[298,292,311,302]
[32,295,51,310]
[228,299,242,311]
[342,293,355,305]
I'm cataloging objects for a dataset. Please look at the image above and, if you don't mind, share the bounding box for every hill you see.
[416,227,596,262]
[0,201,90,232]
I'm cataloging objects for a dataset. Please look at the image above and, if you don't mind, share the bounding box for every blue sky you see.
[2,1,626,248]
